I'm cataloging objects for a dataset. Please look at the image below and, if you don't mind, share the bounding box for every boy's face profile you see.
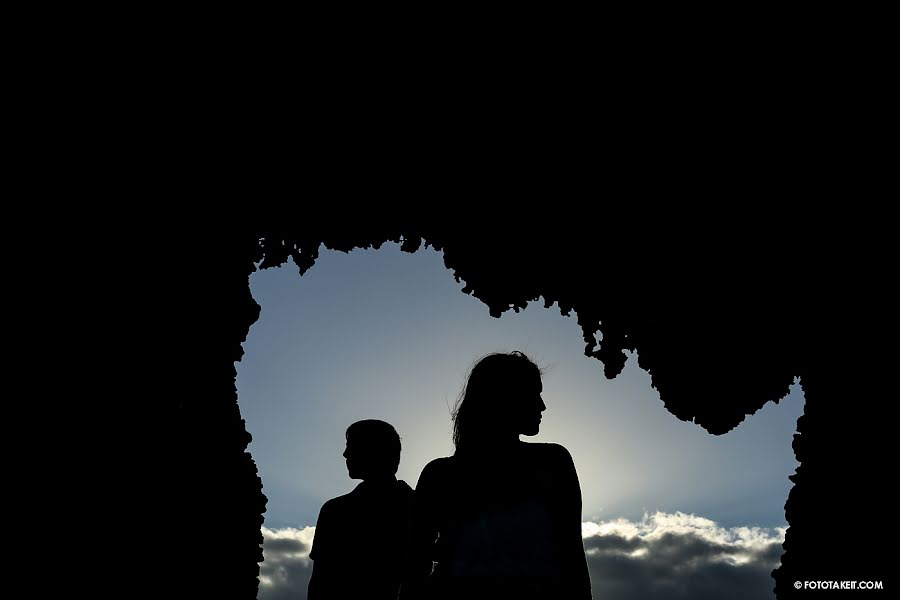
[343,436,366,479]
[343,431,391,480]
[341,421,400,481]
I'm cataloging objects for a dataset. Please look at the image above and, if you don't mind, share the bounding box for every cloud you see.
[583,512,785,600]
[257,527,315,600]
[256,513,783,599]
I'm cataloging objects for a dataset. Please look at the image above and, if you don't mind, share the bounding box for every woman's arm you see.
[399,459,444,599]
[551,444,592,599]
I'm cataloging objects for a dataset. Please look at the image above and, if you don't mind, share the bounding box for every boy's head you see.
[343,419,401,480]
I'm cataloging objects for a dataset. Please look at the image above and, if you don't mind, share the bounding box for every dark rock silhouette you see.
[170,222,891,598]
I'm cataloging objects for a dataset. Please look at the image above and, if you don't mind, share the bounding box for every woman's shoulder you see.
[523,441,575,465]
[423,455,455,470]
[416,456,458,487]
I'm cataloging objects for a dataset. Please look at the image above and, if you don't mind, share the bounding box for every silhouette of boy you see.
[308,419,415,600]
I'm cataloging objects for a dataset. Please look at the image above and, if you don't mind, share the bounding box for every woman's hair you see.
[451,351,543,450]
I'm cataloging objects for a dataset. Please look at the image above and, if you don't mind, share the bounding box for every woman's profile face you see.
[515,373,546,436]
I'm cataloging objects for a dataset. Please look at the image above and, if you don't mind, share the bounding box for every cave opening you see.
[237,241,805,599]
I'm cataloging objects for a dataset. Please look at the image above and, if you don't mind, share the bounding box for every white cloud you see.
[583,512,785,599]
[261,526,316,559]
[258,527,316,599]
[257,513,784,599]
[583,511,784,551]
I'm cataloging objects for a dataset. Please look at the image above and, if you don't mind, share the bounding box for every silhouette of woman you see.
[402,352,592,600]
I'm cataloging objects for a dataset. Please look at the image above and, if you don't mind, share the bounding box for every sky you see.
[234,241,805,599]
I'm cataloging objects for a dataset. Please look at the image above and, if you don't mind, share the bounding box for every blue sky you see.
[236,241,804,532]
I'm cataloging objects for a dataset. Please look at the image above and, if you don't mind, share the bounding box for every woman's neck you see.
[456,436,525,456]
[360,474,397,486]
